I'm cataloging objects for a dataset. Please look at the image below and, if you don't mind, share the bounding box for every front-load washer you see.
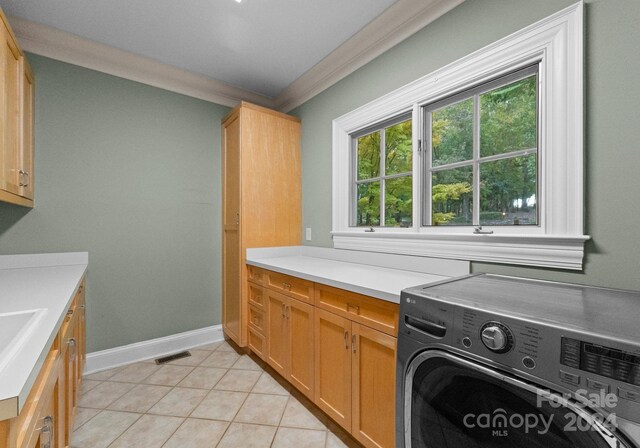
[396,273,640,448]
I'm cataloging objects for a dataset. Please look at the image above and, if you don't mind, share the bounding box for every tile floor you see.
[73,341,361,448]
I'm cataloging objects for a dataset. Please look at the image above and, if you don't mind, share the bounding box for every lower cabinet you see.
[314,309,397,448]
[247,266,398,448]
[266,289,314,399]
[0,277,86,448]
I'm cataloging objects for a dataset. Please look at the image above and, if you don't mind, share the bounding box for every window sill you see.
[331,231,590,270]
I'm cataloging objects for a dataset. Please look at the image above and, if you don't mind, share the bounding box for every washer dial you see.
[480,322,514,353]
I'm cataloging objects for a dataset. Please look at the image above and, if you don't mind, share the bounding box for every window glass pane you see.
[356,181,380,226]
[431,98,473,167]
[480,74,537,157]
[385,176,412,227]
[480,153,537,225]
[385,119,412,175]
[431,166,473,225]
[357,132,380,180]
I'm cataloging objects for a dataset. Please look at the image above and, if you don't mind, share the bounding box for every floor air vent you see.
[155,351,191,365]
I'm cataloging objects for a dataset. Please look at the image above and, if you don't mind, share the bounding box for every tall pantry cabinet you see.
[221,102,301,347]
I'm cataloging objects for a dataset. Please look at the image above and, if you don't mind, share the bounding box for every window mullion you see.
[473,94,481,226]
[425,111,433,226]
[379,129,385,227]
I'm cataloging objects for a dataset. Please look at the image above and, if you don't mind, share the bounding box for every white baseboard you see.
[84,325,224,375]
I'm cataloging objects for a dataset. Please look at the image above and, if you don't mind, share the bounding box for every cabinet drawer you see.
[314,284,399,336]
[248,304,266,333]
[248,283,265,309]
[265,270,314,304]
[247,265,264,285]
[248,328,266,361]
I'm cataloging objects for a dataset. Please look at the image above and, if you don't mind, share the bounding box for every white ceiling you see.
[0,0,398,98]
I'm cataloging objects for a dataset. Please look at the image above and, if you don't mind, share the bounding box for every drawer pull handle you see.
[347,303,360,314]
[344,331,350,350]
[282,282,292,290]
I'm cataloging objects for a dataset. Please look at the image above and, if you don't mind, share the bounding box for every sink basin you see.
[0,309,44,372]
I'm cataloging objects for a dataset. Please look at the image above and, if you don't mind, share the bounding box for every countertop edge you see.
[0,262,88,421]
[247,258,401,304]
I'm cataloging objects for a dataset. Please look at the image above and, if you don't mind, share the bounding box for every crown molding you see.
[8,0,465,112]
[274,0,465,112]
[8,15,274,109]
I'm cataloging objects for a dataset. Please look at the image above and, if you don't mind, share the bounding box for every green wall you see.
[293,0,640,290]
[0,55,230,352]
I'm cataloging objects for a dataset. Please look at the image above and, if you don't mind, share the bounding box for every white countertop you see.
[246,246,469,303]
[0,252,88,421]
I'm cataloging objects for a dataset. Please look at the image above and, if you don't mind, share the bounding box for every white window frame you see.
[332,2,589,270]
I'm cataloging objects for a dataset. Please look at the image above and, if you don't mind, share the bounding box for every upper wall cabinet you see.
[0,9,34,207]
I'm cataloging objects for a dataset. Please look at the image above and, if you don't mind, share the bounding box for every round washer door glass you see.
[406,352,632,448]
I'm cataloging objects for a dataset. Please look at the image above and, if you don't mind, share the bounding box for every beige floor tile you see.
[325,431,350,448]
[190,389,248,421]
[234,393,289,426]
[214,369,261,392]
[71,410,140,448]
[143,365,194,386]
[108,362,161,383]
[163,418,229,448]
[178,366,227,389]
[272,427,327,448]
[79,379,102,395]
[215,341,238,352]
[78,381,136,409]
[83,366,123,381]
[200,350,240,368]
[165,349,212,366]
[109,414,183,448]
[217,422,277,448]
[73,407,101,430]
[107,384,172,413]
[148,387,208,417]
[195,341,223,351]
[280,397,326,430]
[252,372,290,396]
[232,355,263,371]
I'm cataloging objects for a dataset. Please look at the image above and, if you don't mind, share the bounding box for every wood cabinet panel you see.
[222,103,301,348]
[248,328,266,361]
[0,11,34,207]
[314,308,352,431]
[266,290,288,378]
[248,304,266,333]
[287,298,314,399]
[352,323,397,448]
[264,270,314,305]
[248,283,265,310]
[315,284,399,336]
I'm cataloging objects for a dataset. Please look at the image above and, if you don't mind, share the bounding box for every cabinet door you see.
[222,113,243,346]
[314,308,352,431]
[266,290,288,377]
[20,57,34,200]
[0,25,22,197]
[287,297,314,399]
[351,323,397,448]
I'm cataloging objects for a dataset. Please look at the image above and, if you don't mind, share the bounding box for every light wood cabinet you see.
[351,323,396,448]
[0,278,86,448]
[266,288,314,399]
[0,10,34,207]
[222,102,301,348]
[247,266,398,448]
[314,307,352,430]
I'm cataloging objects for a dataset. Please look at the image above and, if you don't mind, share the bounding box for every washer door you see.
[404,350,634,448]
